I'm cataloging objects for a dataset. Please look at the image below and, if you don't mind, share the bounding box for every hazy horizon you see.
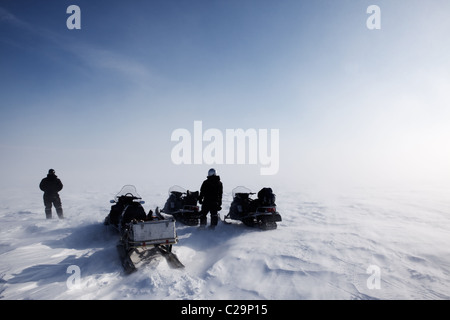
[1,0,449,193]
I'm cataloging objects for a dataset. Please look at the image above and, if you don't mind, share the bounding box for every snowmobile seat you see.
[247,198,260,212]
[121,202,147,225]
[185,190,199,205]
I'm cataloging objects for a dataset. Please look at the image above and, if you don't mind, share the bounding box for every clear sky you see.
[1,0,449,192]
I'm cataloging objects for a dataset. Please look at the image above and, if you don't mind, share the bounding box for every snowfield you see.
[1,183,449,300]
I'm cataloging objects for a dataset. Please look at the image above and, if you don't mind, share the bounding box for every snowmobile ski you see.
[156,245,185,269]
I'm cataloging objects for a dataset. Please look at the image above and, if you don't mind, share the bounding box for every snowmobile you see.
[224,186,282,230]
[161,185,202,226]
[104,185,184,273]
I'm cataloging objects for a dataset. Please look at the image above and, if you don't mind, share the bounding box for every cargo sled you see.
[104,185,184,273]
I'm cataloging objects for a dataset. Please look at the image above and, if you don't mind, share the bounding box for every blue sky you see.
[1,0,449,191]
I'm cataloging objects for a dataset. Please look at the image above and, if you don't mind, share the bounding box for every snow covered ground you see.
[1,182,450,300]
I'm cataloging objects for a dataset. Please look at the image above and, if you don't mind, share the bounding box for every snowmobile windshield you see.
[168,185,187,195]
[115,185,142,201]
[232,186,253,198]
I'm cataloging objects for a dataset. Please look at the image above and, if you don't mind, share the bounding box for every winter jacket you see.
[199,175,223,206]
[39,173,63,195]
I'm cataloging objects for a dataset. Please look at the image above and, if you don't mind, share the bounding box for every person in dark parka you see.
[39,169,64,219]
[198,168,223,228]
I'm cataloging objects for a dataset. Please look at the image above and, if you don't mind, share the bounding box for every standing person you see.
[39,169,64,219]
[198,168,223,229]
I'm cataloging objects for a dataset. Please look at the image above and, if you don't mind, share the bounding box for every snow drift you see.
[1,183,449,300]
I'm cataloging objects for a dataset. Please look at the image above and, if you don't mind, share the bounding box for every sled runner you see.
[105,185,184,273]
[224,186,282,230]
[162,185,202,226]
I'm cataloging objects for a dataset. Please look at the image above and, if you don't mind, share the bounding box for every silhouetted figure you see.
[198,168,223,229]
[39,169,64,219]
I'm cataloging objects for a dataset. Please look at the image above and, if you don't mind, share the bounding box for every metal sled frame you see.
[122,219,178,249]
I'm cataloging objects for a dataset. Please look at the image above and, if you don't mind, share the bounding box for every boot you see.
[199,215,207,228]
[56,207,64,219]
[45,208,52,219]
[210,214,218,229]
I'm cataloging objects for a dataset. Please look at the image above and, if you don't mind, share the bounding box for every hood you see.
[207,175,220,182]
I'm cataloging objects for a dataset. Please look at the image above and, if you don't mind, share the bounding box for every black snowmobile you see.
[224,186,282,230]
[161,185,202,226]
[104,185,184,273]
